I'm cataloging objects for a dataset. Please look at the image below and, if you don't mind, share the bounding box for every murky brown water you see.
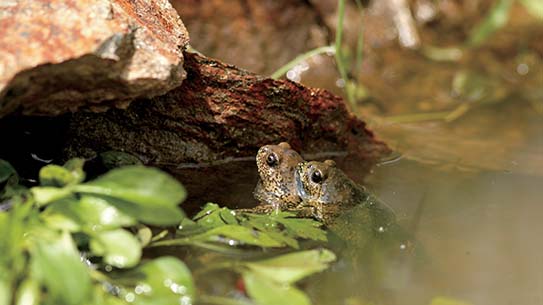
[2,2,540,304]
[297,98,543,305]
[262,148,528,305]
[170,102,542,305]
[290,92,541,305]
[339,158,543,305]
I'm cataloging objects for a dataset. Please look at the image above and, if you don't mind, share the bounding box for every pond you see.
[0,1,541,305]
[306,155,543,305]
[168,0,543,302]
[168,106,542,305]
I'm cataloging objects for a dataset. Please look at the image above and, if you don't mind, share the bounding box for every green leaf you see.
[274,216,327,242]
[519,0,543,19]
[0,277,11,305]
[186,206,326,248]
[261,231,299,249]
[0,202,33,271]
[0,160,16,185]
[94,195,185,226]
[468,0,513,47]
[43,196,136,232]
[245,249,336,284]
[41,201,82,232]
[39,164,76,187]
[118,257,195,305]
[193,202,221,219]
[241,216,299,248]
[15,279,39,305]
[429,296,472,305]
[90,229,141,268]
[176,218,209,237]
[30,187,72,206]
[243,272,311,305]
[192,225,283,247]
[219,209,239,224]
[244,212,327,243]
[194,203,239,228]
[2,183,28,200]
[78,195,135,229]
[73,166,186,225]
[75,166,186,206]
[30,231,92,305]
[63,158,86,184]
[84,195,136,228]
[136,225,153,247]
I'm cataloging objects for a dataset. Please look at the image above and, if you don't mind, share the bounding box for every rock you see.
[63,51,389,209]
[170,0,328,76]
[66,51,389,167]
[0,1,389,209]
[0,0,189,117]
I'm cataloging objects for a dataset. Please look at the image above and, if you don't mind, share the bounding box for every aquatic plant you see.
[0,159,334,305]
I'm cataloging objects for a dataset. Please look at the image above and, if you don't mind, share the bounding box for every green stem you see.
[444,104,471,122]
[150,230,169,242]
[149,239,252,256]
[270,46,335,79]
[193,261,241,277]
[334,0,347,81]
[384,111,452,123]
[198,295,254,305]
[89,269,111,283]
[148,238,193,247]
[334,0,356,107]
[354,0,365,73]
[384,103,473,124]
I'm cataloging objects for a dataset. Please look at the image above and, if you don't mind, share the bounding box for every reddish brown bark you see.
[66,51,389,167]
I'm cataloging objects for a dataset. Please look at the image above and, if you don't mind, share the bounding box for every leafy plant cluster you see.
[155,202,326,250]
[0,159,335,305]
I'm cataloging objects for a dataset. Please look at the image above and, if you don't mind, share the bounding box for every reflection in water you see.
[369,99,543,176]
[306,156,543,305]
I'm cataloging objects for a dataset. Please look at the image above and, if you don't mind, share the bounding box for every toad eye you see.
[266,153,279,167]
[311,170,323,183]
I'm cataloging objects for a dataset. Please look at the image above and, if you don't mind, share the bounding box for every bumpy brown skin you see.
[253,142,304,211]
[295,160,395,226]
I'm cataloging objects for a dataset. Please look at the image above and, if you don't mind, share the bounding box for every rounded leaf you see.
[76,166,186,207]
[90,229,142,268]
[0,159,16,184]
[243,272,311,305]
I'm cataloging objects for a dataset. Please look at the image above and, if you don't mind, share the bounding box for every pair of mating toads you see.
[253,142,395,228]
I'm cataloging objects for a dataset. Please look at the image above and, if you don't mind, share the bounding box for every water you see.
[303,157,543,305]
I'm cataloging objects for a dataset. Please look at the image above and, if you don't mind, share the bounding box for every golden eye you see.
[266,153,279,167]
[311,170,323,183]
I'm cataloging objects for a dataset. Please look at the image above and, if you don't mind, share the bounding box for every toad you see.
[253,142,304,212]
[294,159,395,228]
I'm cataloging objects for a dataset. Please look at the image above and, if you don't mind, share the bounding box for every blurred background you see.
[171,0,542,176]
[169,1,543,305]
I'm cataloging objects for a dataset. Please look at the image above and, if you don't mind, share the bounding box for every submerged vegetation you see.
[0,159,335,305]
